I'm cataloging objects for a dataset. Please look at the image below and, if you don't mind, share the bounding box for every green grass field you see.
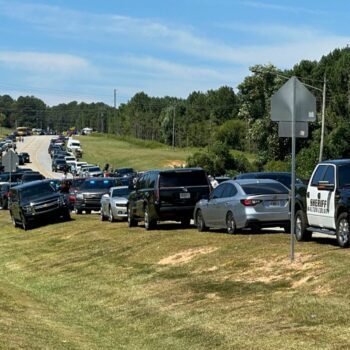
[77,134,196,171]
[76,134,256,171]
[1,209,349,349]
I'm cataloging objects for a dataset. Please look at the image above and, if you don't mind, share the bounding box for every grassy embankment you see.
[77,134,256,171]
[0,209,349,349]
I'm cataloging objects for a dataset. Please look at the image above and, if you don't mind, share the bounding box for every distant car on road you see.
[194,179,290,234]
[100,186,131,222]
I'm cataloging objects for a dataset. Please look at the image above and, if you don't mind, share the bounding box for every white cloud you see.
[0,51,90,73]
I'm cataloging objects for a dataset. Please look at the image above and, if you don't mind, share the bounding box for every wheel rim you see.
[197,211,203,230]
[338,218,349,245]
[227,213,235,234]
[295,215,302,239]
[144,208,149,228]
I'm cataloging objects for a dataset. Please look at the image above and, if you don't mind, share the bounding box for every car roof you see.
[233,178,286,185]
[10,179,51,190]
[110,186,129,190]
[320,159,350,165]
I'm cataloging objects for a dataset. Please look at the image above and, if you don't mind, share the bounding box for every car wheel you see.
[196,209,208,232]
[180,217,191,227]
[294,210,311,241]
[127,207,137,227]
[336,213,350,248]
[226,211,236,234]
[62,209,71,221]
[75,208,82,215]
[144,205,156,230]
[11,212,19,228]
[100,209,107,221]
[282,223,291,233]
[108,207,115,223]
[85,210,91,214]
[21,215,30,231]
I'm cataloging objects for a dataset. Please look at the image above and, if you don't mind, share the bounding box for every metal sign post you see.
[271,76,316,262]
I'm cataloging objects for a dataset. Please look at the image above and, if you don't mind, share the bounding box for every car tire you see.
[75,208,82,215]
[144,204,156,230]
[62,209,71,221]
[85,210,91,214]
[226,211,236,234]
[127,207,137,227]
[282,223,291,233]
[11,212,19,228]
[294,210,311,241]
[100,209,107,221]
[21,215,30,231]
[108,207,115,223]
[180,217,191,227]
[196,209,208,232]
[336,212,350,248]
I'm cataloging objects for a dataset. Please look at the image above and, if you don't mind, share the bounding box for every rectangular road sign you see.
[278,121,308,138]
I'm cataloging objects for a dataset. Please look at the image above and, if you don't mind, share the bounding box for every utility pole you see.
[172,106,176,148]
[319,76,327,162]
[114,89,117,109]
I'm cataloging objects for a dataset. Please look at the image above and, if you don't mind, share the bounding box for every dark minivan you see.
[128,168,210,229]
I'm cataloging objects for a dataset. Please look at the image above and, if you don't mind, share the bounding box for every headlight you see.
[76,193,84,200]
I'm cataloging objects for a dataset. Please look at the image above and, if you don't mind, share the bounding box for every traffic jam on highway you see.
[1,131,350,248]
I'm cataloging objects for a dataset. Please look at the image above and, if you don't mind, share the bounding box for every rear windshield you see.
[159,171,208,187]
[80,179,115,190]
[241,183,288,195]
[20,182,55,199]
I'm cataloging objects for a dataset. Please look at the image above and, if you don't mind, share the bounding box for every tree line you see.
[1,47,350,177]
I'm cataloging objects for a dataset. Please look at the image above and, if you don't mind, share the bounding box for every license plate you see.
[265,200,285,208]
[180,192,190,199]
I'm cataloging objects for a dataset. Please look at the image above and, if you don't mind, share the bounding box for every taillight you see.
[241,199,262,206]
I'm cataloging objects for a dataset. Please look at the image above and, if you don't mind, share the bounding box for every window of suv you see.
[159,170,208,187]
[20,182,56,200]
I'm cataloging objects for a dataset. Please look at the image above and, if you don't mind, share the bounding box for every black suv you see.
[74,177,116,214]
[9,179,70,230]
[128,168,210,229]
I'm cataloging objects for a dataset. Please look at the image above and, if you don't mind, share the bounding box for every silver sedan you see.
[194,179,290,233]
[100,186,131,222]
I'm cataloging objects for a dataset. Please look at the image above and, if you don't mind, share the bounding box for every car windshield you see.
[20,182,55,200]
[117,168,133,175]
[71,142,80,147]
[65,157,75,161]
[241,182,288,195]
[80,179,115,190]
[22,175,43,182]
[56,160,66,164]
[159,171,208,187]
[112,188,130,197]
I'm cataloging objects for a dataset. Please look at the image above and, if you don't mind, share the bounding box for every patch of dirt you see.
[158,247,218,265]
[165,160,186,168]
[230,253,328,293]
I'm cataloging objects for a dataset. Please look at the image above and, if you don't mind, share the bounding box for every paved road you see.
[16,135,69,179]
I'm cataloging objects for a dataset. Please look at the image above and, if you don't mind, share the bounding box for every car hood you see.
[111,197,129,204]
[21,193,61,206]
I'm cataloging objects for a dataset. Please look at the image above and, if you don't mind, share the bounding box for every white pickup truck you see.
[294,160,350,247]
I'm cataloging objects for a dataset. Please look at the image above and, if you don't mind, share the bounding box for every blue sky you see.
[0,0,349,106]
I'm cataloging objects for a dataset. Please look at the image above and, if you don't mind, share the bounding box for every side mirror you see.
[317,181,335,191]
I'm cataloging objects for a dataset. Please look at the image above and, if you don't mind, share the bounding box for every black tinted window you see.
[159,171,208,187]
[241,183,288,194]
[211,184,225,199]
[323,166,335,184]
[20,182,56,200]
[112,188,131,197]
[338,165,350,188]
[222,183,237,198]
[311,165,327,186]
